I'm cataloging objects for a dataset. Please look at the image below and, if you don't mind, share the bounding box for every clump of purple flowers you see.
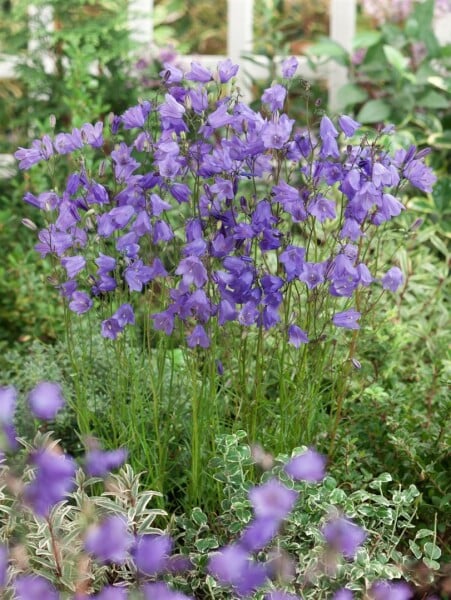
[16,59,435,351]
[0,381,420,598]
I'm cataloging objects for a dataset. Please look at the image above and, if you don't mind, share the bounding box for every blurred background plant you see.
[307,0,451,237]
[0,0,145,350]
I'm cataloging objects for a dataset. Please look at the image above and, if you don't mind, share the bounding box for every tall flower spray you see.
[16,57,435,504]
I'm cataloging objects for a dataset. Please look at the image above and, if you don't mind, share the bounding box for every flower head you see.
[284,449,326,482]
[322,516,367,559]
[25,447,76,517]
[85,447,128,477]
[133,534,172,575]
[85,515,133,564]
[28,382,65,420]
[370,581,413,600]
[13,575,60,600]
[249,479,298,522]
[381,267,404,292]
[332,309,361,330]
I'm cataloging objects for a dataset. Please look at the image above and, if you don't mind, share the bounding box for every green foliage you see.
[170,432,435,599]
[0,0,136,151]
[0,453,166,595]
[331,218,450,553]
[307,0,451,177]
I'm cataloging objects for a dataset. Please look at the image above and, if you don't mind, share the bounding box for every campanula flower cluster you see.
[0,382,415,599]
[16,58,435,348]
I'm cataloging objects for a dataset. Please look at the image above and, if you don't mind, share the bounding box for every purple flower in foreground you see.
[370,581,413,600]
[81,122,103,148]
[85,515,133,564]
[261,115,294,149]
[13,575,59,600]
[249,479,298,521]
[208,545,267,596]
[101,317,122,340]
[381,266,404,292]
[217,58,239,83]
[0,386,17,424]
[281,56,298,78]
[25,448,76,517]
[0,544,8,587]
[333,589,354,600]
[333,309,361,330]
[93,586,128,600]
[239,517,280,552]
[85,448,128,477]
[69,291,93,315]
[284,448,327,482]
[187,324,210,348]
[262,84,287,112]
[133,534,172,576]
[338,115,360,137]
[288,325,309,348]
[142,582,192,600]
[113,304,135,327]
[28,381,65,420]
[15,135,53,170]
[185,61,212,83]
[404,159,436,193]
[176,256,208,288]
[322,516,367,559]
[61,255,86,279]
[265,592,299,600]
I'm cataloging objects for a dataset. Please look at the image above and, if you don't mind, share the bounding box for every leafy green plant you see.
[307,0,451,175]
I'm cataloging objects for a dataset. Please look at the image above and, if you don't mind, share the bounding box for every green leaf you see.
[369,473,393,487]
[191,507,208,527]
[383,45,409,73]
[424,542,442,561]
[415,529,434,540]
[306,38,349,66]
[337,83,368,107]
[427,76,451,93]
[329,488,347,503]
[357,99,391,123]
[409,540,422,559]
[195,537,219,552]
[417,91,450,109]
[429,234,449,258]
[432,176,451,214]
[428,131,451,150]
[423,557,441,570]
[353,30,382,49]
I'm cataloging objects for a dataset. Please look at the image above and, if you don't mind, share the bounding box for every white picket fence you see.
[0,0,357,108]
[128,0,357,108]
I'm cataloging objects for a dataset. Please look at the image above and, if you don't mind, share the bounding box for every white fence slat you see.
[28,4,55,75]
[328,0,356,110]
[128,0,154,48]
[227,0,254,101]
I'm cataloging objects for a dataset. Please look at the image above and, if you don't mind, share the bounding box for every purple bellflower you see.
[93,586,128,600]
[332,589,354,600]
[284,448,327,482]
[381,267,404,292]
[28,381,65,420]
[248,479,298,522]
[322,516,367,560]
[133,534,172,575]
[25,447,76,517]
[370,581,414,600]
[85,447,128,477]
[13,575,60,600]
[142,582,192,600]
[85,515,133,564]
[332,309,361,330]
